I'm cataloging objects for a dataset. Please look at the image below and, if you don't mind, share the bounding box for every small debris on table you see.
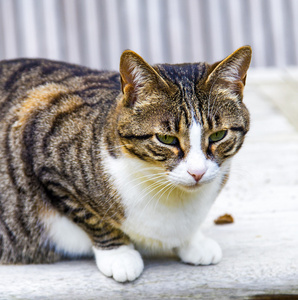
[214,214,234,225]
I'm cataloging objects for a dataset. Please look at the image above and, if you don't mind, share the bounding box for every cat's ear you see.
[206,46,252,95]
[119,50,168,106]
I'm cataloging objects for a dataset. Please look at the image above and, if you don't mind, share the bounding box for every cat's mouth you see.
[178,181,205,192]
[178,177,215,192]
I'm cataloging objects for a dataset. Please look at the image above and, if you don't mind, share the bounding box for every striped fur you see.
[0,47,251,280]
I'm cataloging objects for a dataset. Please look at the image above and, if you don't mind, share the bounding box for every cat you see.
[0,46,251,282]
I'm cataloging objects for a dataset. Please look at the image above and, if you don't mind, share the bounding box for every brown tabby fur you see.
[0,46,251,263]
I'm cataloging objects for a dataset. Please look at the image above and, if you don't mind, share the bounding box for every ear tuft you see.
[119,50,169,107]
[120,50,149,94]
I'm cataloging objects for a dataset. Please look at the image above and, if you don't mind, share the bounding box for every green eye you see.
[156,134,178,145]
[209,130,227,143]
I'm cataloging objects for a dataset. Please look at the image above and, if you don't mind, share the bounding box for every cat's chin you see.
[177,178,215,193]
[178,182,205,193]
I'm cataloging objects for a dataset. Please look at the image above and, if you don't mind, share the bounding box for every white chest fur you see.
[103,149,229,255]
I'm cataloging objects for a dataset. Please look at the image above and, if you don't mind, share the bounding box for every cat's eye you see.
[156,134,178,146]
[209,130,227,143]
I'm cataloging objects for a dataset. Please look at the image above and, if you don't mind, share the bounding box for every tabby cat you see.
[0,46,251,282]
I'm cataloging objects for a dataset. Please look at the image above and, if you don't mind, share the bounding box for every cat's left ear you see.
[206,46,252,95]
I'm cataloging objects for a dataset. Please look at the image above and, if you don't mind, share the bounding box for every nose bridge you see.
[187,146,207,171]
[186,121,207,172]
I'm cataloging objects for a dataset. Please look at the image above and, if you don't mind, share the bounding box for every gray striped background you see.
[0,0,297,70]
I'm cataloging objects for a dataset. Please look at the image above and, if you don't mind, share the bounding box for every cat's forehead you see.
[154,63,243,129]
[155,63,207,87]
[154,63,209,126]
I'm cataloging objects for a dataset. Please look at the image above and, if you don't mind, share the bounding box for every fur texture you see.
[0,46,251,282]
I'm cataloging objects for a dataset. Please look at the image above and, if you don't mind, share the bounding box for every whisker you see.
[101,174,167,220]
[166,184,177,203]
[154,181,176,207]
[137,180,174,220]
[121,173,167,195]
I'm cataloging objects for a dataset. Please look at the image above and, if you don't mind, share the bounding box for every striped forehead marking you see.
[156,63,207,126]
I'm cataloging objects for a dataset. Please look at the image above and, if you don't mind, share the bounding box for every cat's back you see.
[0,58,121,115]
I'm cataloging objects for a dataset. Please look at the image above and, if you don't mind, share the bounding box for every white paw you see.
[93,244,144,282]
[177,232,222,266]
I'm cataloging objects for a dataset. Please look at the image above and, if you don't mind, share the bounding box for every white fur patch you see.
[177,230,222,265]
[168,121,219,187]
[102,132,230,255]
[42,211,93,257]
[93,244,144,282]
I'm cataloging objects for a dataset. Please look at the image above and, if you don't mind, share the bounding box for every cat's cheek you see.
[176,231,222,266]
[92,244,144,282]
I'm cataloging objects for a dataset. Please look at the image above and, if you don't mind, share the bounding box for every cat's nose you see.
[187,169,206,182]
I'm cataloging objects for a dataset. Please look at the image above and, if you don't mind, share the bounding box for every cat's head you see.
[114,46,251,192]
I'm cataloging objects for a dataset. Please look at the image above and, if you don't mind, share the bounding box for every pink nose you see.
[187,170,206,182]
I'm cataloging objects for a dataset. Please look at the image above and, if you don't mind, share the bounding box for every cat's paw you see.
[177,232,222,265]
[93,244,144,282]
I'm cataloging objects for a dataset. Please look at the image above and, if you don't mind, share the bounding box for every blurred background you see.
[0,0,297,70]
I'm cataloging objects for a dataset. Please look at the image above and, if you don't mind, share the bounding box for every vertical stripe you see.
[12,0,25,57]
[227,0,245,51]
[139,0,151,62]
[76,0,89,67]
[249,0,266,67]
[168,0,184,63]
[268,0,287,67]
[43,0,61,60]
[55,0,68,61]
[179,0,192,63]
[159,0,172,63]
[291,0,298,65]
[282,0,296,65]
[97,0,110,69]
[198,0,212,62]
[218,0,233,57]
[63,0,81,64]
[0,0,18,58]
[106,0,121,70]
[261,0,275,67]
[208,0,224,61]
[147,0,164,64]
[187,0,204,62]
[126,0,142,55]
[19,0,39,57]
[117,0,130,55]
[0,2,4,58]
[240,0,254,66]
[35,0,47,58]
[83,0,101,68]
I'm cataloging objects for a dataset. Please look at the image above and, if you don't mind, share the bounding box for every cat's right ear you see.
[119,50,168,106]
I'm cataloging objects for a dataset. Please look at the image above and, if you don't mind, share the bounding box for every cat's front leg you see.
[176,230,222,266]
[93,240,143,282]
